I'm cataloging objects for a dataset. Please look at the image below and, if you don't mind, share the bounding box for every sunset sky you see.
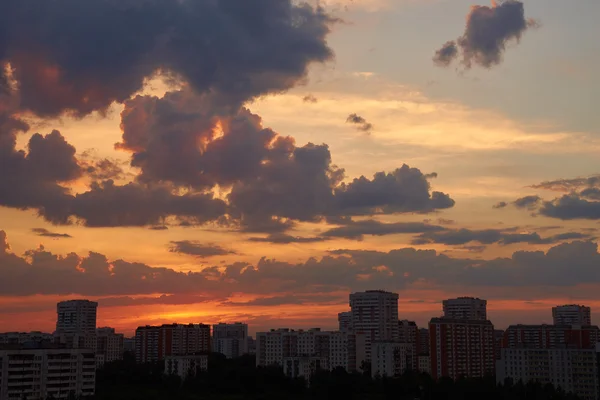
[1,0,600,336]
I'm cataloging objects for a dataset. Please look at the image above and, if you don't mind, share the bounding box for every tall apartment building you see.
[398,320,419,370]
[255,328,357,373]
[497,346,600,400]
[371,342,413,378]
[338,312,352,332]
[135,323,210,363]
[349,290,399,360]
[96,327,124,365]
[553,305,592,326]
[443,297,487,320]
[212,322,248,359]
[0,345,96,400]
[502,324,600,349]
[429,318,496,380]
[55,300,98,350]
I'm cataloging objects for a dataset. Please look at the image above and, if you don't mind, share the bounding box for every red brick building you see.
[135,323,211,363]
[429,318,495,380]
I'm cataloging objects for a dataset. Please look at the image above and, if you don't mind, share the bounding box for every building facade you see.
[96,327,124,365]
[256,329,357,373]
[496,346,600,400]
[418,354,431,374]
[553,305,592,326]
[371,342,412,378]
[442,297,487,321]
[164,354,208,380]
[502,325,600,349]
[398,320,419,370]
[212,323,248,359]
[418,328,430,356]
[349,290,399,360]
[55,300,98,350]
[0,346,96,400]
[0,332,53,345]
[338,312,352,332]
[429,318,495,380]
[135,323,211,363]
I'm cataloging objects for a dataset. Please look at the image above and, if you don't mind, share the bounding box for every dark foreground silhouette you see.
[85,352,580,400]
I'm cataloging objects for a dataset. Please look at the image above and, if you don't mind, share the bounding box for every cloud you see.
[82,157,128,181]
[248,233,329,244]
[224,294,342,307]
[412,227,591,246]
[530,176,600,192]
[539,194,600,220]
[434,0,538,69]
[433,41,459,67]
[3,230,600,299]
[346,113,373,133]
[168,240,236,258]
[31,228,72,239]
[0,0,334,117]
[513,195,542,210]
[98,294,212,308]
[303,94,318,103]
[493,201,508,209]
[321,220,446,240]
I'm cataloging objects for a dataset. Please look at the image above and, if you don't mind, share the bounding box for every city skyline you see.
[1,0,600,336]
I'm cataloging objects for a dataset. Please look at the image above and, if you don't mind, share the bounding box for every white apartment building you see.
[96,327,124,365]
[164,354,208,380]
[553,305,592,326]
[349,290,399,360]
[371,342,412,378]
[0,332,53,345]
[55,300,98,350]
[338,312,352,332]
[256,329,357,372]
[0,346,96,400]
[212,323,248,359]
[442,297,487,321]
[497,346,600,400]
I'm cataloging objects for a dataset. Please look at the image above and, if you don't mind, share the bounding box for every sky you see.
[1,0,600,336]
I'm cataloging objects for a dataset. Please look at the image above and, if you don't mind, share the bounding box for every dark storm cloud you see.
[248,233,330,244]
[168,240,236,258]
[31,228,72,238]
[0,0,334,117]
[3,230,600,298]
[321,220,446,240]
[434,0,538,69]
[346,113,373,133]
[412,228,590,246]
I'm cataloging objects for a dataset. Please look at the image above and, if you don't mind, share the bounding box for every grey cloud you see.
[97,294,213,308]
[31,228,72,239]
[225,294,342,307]
[580,188,600,201]
[168,240,235,258]
[2,230,600,299]
[433,41,458,67]
[493,201,508,209]
[513,195,542,210]
[346,113,373,133]
[0,0,334,117]
[530,176,600,192]
[248,233,329,244]
[412,228,590,246]
[303,94,318,103]
[83,158,128,181]
[321,220,446,240]
[434,0,538,69]
[539,194,600,220]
